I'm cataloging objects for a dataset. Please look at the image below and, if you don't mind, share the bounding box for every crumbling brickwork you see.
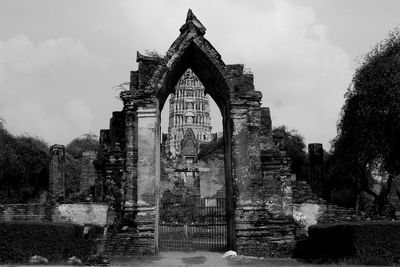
[292,180,377,233]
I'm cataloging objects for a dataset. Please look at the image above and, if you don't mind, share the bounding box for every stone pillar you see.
[231,107,251,203]
[308,143,324,197]
[49,144,66,200]
[80,151,97,195]
[136,106,159,253]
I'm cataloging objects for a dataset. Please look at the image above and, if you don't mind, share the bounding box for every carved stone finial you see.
[186,9,194,22]
[180,9,206,35]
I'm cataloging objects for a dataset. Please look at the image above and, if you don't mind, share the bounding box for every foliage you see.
[144,49,164,58]
[64,153,81,197]
[273,126,308,180]
[64,133,98,197]
[300,221,400,265]
[113,81,131,94]
[197,136,224,160]
[66,132,98,159]
[330,28,400,213]
[0,221,102,263]
[0,125,49,203]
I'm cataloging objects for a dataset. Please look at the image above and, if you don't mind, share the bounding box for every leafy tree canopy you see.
[331,28,400,214]
[64,132,99,197]
[0,124,49,203]
[66,132,98,159]
[197,136,224,160]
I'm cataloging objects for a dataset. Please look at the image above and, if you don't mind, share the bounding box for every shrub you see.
[0,221,102,263]
[303,221,400,265]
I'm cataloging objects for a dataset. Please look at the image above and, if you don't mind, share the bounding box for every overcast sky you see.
[1,0,400,150]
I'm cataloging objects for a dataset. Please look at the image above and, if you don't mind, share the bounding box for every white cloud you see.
[65,99,93,132]
[0,35,103,73]
[0,1,355,149]
[1,99,93,145]
[0,35,102,144]
[157,0,352,148]
[205,0,352,148]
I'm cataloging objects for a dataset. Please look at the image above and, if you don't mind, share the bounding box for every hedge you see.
[0,221,103,263]
[303,221,400,265]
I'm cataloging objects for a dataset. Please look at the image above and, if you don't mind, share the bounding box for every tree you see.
[197,136,224,160]
[0,125,49,203]
[331,28,400,216]
[273,126,308,181]
[66,132,98,159]
[64,133,99,197]
[64,153,81,197]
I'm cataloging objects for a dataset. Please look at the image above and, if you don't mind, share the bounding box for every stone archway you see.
[109,9,296,257]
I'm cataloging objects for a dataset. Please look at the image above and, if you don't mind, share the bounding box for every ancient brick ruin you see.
[89,9,299,256]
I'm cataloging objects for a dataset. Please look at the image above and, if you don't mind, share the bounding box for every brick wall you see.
[292,180,368,232]
[0,203,110,226]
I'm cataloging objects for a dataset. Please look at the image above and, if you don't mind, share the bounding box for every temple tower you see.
[166,69,212,157]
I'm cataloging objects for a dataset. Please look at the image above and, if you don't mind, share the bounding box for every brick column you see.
[121,91,137,205]
[49,144,66,200]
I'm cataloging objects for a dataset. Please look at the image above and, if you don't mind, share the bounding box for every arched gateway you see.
[96,10,296,257]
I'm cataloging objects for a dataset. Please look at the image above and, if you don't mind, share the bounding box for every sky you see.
[1,0,400,150]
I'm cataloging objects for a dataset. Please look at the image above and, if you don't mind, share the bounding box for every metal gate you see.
[159,197,227,251]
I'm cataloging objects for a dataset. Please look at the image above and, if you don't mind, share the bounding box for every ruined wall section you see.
[95,112,126,203]
[94,97,157,254]
[94,129,110,202]
[0,203,109,227]
[106,56,162,255]
[229,65,296,257]
[92,111,127,240]
[292,180,369,233]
